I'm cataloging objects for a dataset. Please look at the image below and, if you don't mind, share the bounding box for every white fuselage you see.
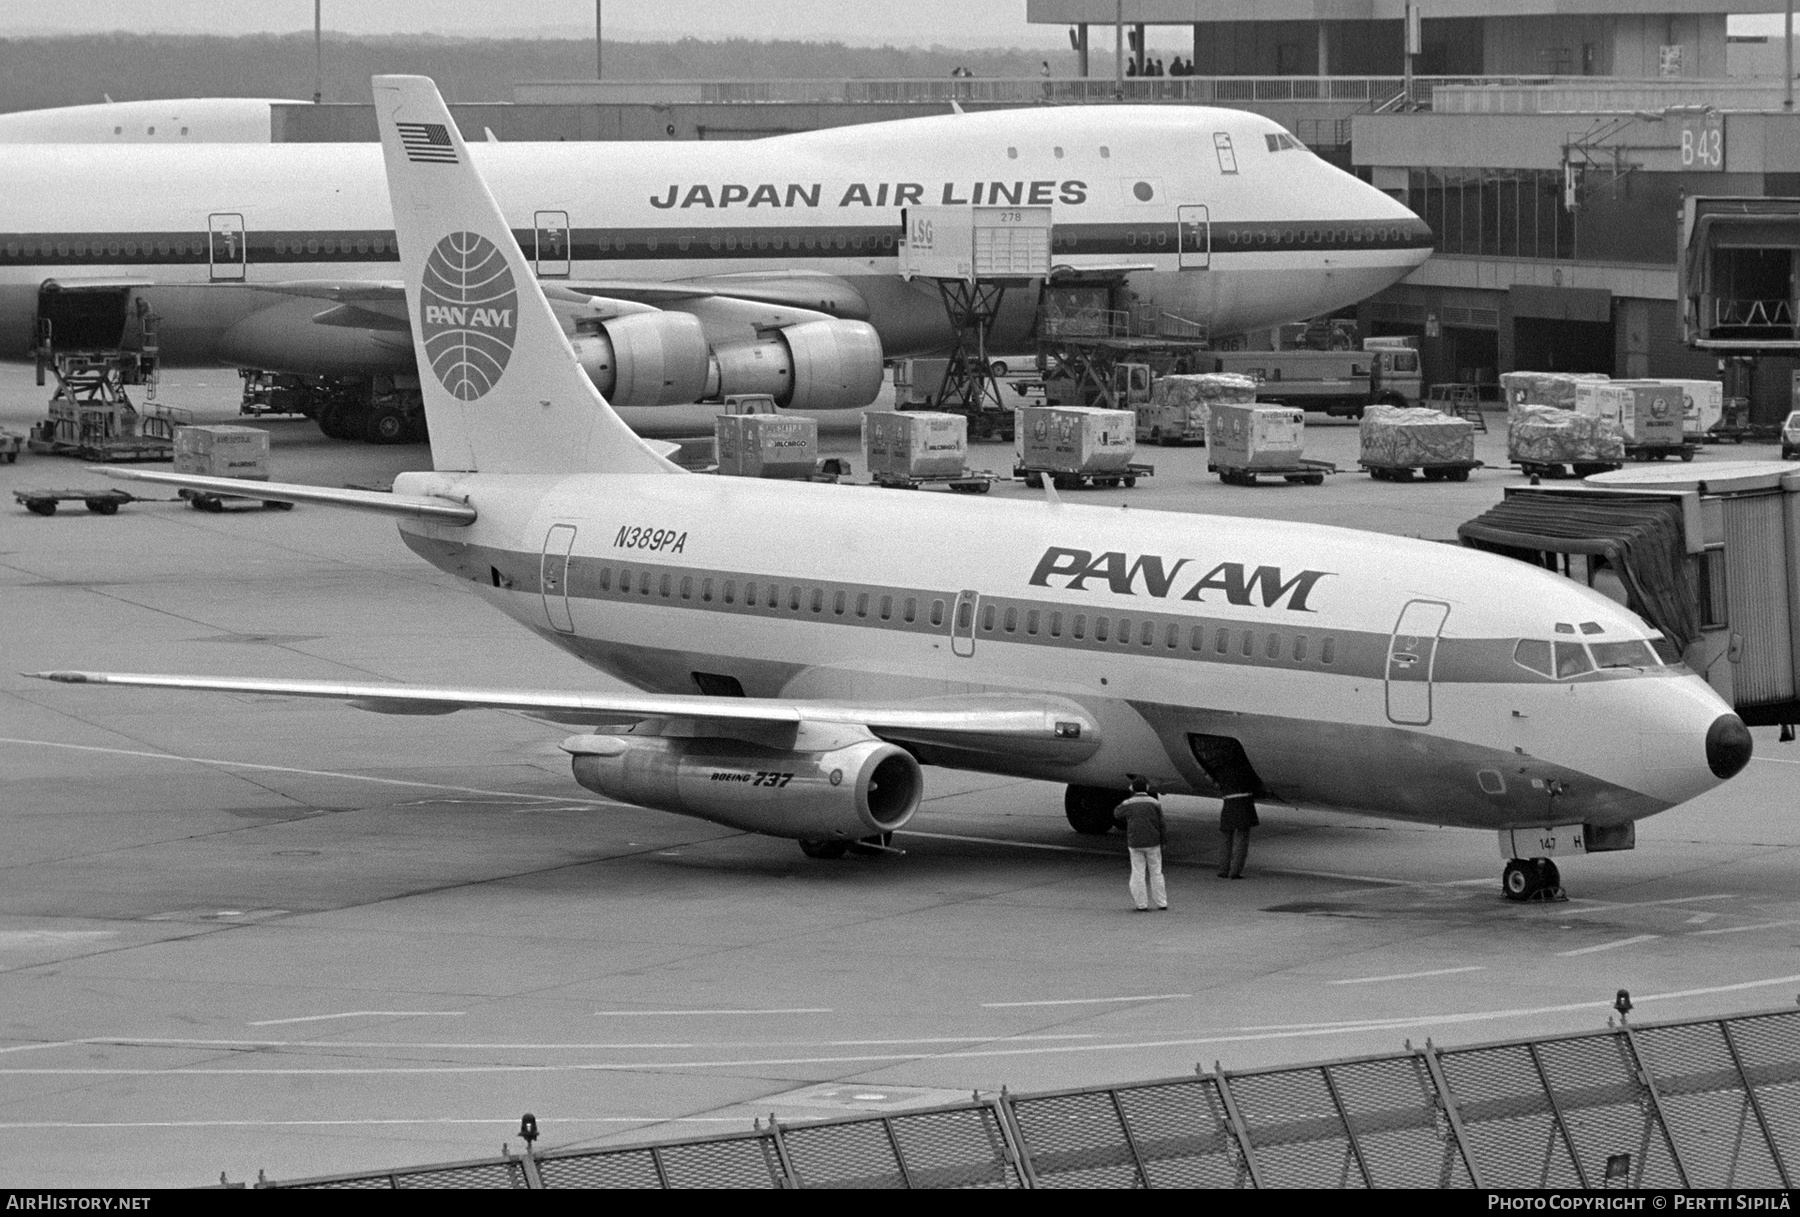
[0,106,1431,369]
[389,466,1734,832]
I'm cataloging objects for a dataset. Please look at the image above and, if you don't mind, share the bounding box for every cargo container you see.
[1357,404,1479,481]
[1137,373,1256,446]
[1660,378,1725,439]
[1207,403,1332,485]
[173,425,270,480]
[714,413,819,479]
[892,358,950,408]
[1576,382,1692,460]
[1013,405,1146,488]
[862,411,973,485]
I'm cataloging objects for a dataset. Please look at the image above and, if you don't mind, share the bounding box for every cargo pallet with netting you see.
[244,999,1800,1190]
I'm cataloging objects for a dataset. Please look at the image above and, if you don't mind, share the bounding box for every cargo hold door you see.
[1386,599,1449,726]
[1178,205,1210,270]
[541,524,577,633]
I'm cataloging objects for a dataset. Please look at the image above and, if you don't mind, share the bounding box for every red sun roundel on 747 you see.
[419,231,519,401]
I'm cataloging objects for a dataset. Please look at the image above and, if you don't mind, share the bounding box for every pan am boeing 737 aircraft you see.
[35,76,1752,903]
[1,100,1431,438]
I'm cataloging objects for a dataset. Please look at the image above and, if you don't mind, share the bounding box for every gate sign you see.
[1677,112,1724,171]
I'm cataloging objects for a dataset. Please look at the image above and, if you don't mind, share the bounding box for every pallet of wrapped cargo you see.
[1500,371,1609,411]
[1014,405,1148,489]
[862,411,989,491]
[1507,402,1624,477]
[1357,404,1479,481]
[714,412,819,479]
[1136,373,1255,446]
[1207,403,1333,485]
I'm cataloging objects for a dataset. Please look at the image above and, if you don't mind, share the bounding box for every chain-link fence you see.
[261,1005,1799,1189]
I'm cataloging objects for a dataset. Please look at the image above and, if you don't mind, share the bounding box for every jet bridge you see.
[1458,463,1800,734]
[1679,196,1800,352]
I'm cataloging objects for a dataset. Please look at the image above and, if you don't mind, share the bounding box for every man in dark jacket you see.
[1113,777,1168,911]
[1218,793,1258,879]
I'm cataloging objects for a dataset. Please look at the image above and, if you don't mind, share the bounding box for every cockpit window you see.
[1264,133,1302,152]
[1591,640,1659,670]
[1554,641,1594,678]
[1579,621,1604,635]
[1513,639,1554,677]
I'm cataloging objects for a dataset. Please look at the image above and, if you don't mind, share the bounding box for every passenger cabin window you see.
[723,580,735,604]
[598,567,612,591]
[1213,132,1238,174]
[907,598,920,624]
[879,595,893,620]
[680,577,693,600]
[1004,607,1018,633]
[1095,616,1110,642]
[1321,636,1336,664]
[855,593,868,618]
[1026,610,1040,636]
[980,604,996,631]
[1049,612,1063,638]
[833,591,846,615]
[659,574,672,598]
[1115,617,1129,643]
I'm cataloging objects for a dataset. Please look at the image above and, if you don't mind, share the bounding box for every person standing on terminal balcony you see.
[1114,777,1168,911]
[1218,793,1258,879]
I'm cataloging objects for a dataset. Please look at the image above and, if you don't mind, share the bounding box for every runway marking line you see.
[1558,894,1735,916]
[3,1032,1101,1053]
[0,736,609,806]
[1686,919,1800,937]
[248,1011,466,1026]
[1328,966,1484,986]
[0,1117,749,1131]
[594,1008,831,1017]
[13,973,1800,1076]
[981,994,1191,1008]
[1556,934,1661,957]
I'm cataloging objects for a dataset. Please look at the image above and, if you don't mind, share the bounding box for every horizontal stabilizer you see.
[91,468,477,524]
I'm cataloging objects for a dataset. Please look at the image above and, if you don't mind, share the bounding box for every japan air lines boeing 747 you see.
[0,97,1430,433]
[35,76,1751,903]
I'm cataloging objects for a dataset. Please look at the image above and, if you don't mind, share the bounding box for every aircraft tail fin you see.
[372,75,677,476]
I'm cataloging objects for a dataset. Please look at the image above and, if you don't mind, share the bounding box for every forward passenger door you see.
[952,589,978,657]
[1386,599,1449,726]
[1177,205,1210,270]
[541,524,577,633]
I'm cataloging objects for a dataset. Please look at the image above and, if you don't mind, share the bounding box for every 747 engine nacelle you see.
[563,726,922,840]
[708,319,884,411]
[569,310,711,410]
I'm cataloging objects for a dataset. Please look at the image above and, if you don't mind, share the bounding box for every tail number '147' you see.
[710,771,795,786]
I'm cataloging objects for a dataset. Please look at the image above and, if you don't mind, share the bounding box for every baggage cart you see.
[1210,457,1336,486]
[14,487,137,516]
[1360,459,1482,482]
[0,428,21,463]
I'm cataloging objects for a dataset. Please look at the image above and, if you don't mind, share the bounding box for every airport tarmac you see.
[2,367,1797,1187]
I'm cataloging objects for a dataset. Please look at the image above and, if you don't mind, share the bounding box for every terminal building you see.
[250,0,1800,421]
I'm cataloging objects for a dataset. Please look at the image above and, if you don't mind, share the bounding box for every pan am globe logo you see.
[420,231,519,400]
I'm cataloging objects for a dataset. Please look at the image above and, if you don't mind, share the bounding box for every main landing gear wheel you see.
[1064,785,1124,835]
[798,839,849,859]
[1502,857,1564,903]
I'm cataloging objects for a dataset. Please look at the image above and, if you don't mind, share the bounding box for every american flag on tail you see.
[396,122,458,164]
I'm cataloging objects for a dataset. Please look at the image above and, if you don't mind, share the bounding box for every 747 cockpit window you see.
[1590,640,1660,670]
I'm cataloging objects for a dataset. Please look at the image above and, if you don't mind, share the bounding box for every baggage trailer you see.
[1212,457,1335,486]
[1013,405,1150,489]
[0,429,21,463]
[1360,459,1481,482]
[14,487,137,516]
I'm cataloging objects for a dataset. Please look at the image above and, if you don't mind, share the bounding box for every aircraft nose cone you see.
[1706,713,1753,779]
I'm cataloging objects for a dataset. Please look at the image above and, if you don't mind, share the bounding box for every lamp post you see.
[312,0,322,104]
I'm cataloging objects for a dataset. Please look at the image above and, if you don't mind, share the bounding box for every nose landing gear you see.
[1502,857,1565,903]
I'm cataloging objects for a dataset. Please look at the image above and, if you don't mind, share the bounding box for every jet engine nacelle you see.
[569,310,710,410]
[709,319,884,411]
[567,730,922,840]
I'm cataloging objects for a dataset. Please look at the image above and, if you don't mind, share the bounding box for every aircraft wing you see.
[25,671,1098,760]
